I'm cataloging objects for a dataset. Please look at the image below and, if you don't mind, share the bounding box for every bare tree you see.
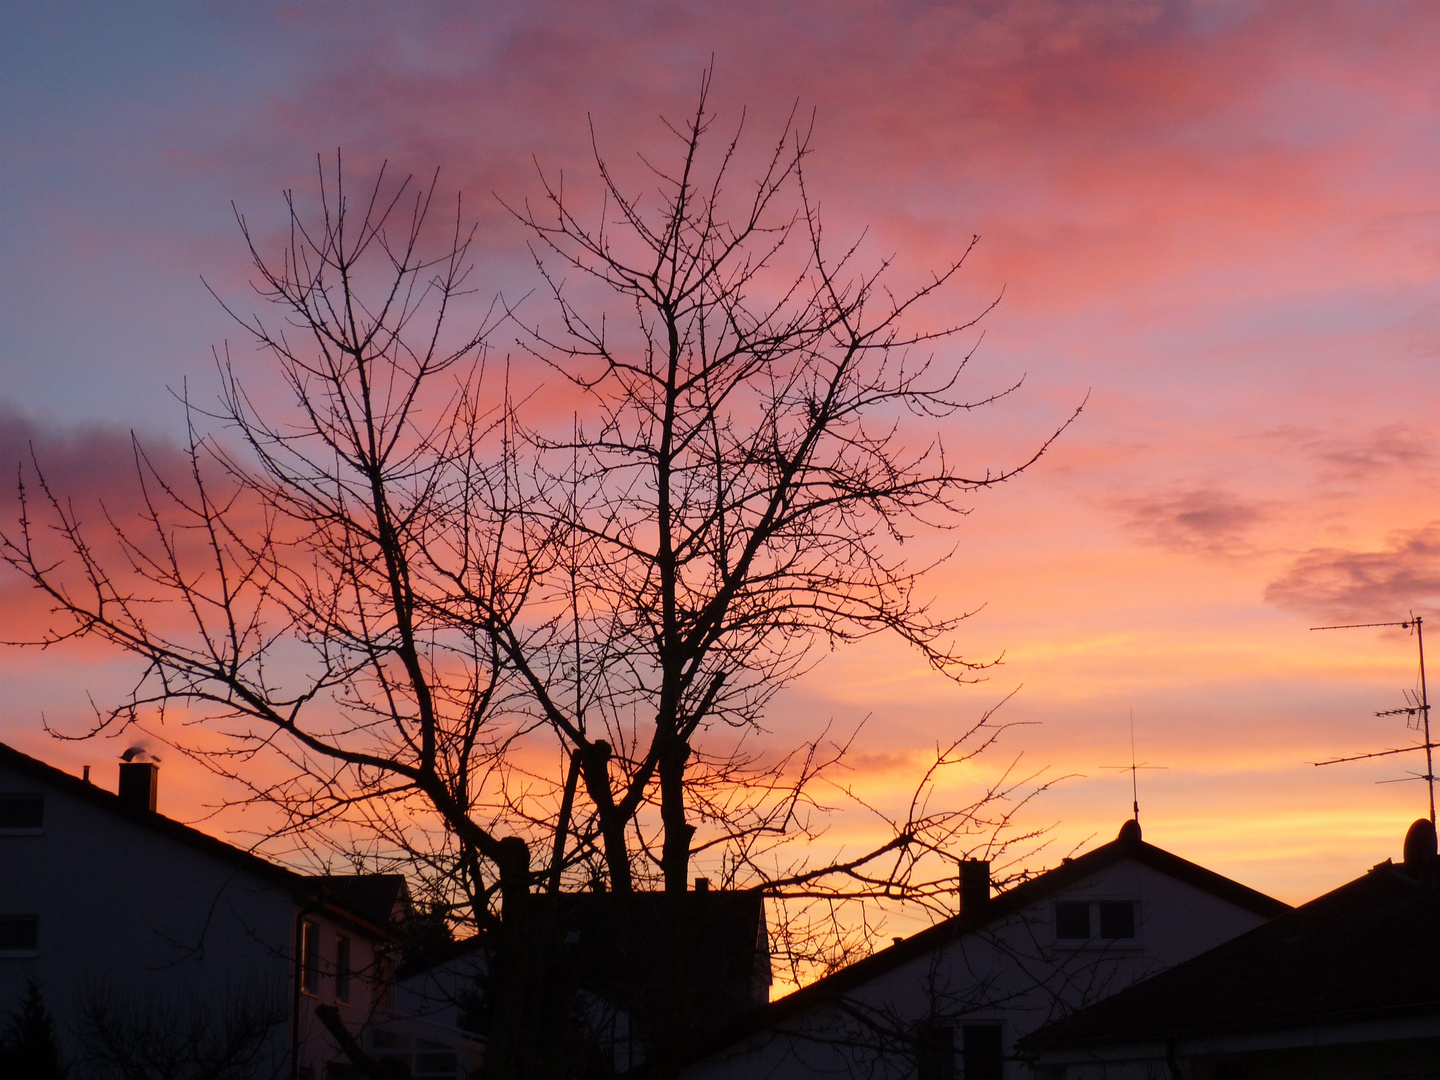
[2,78,1075,1079]
[493,74,1075,910]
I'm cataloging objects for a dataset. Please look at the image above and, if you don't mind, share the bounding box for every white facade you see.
[0,744,392,1080]
[680,824,1285,1080]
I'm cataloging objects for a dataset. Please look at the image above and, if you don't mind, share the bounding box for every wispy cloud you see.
[1113,487,1270,556]
[1264,523,1440,621]
[1259,424,1436,483]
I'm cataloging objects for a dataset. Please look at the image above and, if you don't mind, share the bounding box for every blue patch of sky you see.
[0,4,315,427]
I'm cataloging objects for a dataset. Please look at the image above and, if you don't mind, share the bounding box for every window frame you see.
[300,920,321,997]
[1054,899,1140,946]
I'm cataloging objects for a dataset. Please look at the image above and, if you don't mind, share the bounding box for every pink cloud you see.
[1264,522,1440,622]
[1113,487,1272,557]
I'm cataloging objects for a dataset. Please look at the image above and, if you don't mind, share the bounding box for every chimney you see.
[694,877,711,893]
[118,761,158,812]
[958,860,990,918]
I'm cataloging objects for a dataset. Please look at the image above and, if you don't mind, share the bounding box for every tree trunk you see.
[659,737,693,894]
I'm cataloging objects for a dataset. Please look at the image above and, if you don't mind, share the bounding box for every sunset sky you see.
[4,0,1440,913]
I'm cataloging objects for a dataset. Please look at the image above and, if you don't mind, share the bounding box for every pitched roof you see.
[677,821,1288,1067]
[315,874,411,927]
[0,739,395,938]
[1021,839,1440,1052]
[761,820,1287,1025]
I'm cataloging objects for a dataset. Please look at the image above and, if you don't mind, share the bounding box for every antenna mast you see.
[1311,615,1435,826]
[1102,708,1166,823]
[1128,708,1140,821]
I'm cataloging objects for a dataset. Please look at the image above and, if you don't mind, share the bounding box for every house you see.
[396,884,771,1076]
[0,739,463,1080]
[676,819,1289,1080]
[1020,818,1440,1078]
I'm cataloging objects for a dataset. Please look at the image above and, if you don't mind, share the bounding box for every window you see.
[1056,900,1137,942]
[0,916,39,955]
[962,1024,1003,1080]
[1054,902,1090,940]
[917,1023,955,1080]
[1098,901,1136,939]
[300,921,320,996]
[336,935,351,1005]
[0,795,43,832]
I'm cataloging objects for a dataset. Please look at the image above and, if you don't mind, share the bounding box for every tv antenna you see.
[1102,708,1167,822]
[1310,615,1434,826]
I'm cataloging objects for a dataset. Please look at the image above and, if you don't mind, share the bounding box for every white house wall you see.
[681,857,1275,1080]
[0,758,387,1078]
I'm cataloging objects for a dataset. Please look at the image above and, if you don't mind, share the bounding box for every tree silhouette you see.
[2,77,1075,1078]
[1,979,67,1080]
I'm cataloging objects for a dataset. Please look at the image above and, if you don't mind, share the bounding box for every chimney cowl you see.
[1403,818,1437,870]
[118,761,158,813]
